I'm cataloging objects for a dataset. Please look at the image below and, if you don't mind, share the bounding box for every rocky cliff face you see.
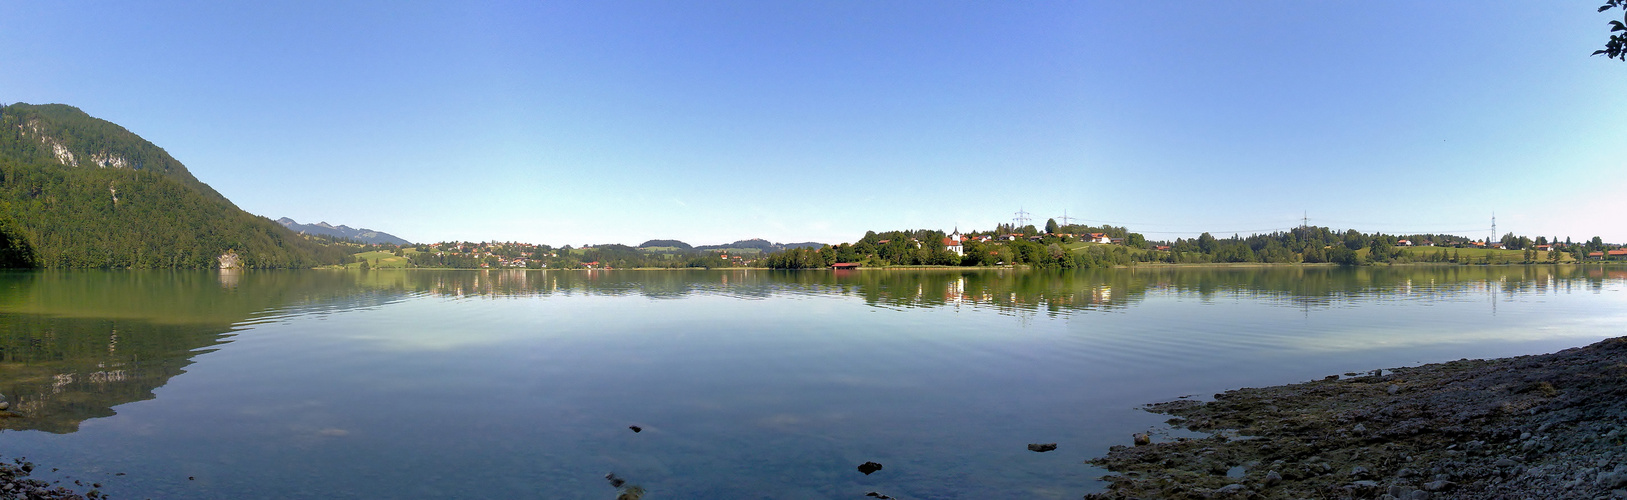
[0,103,225,202]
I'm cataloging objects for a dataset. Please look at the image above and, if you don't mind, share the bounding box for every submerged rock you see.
[857,461,883,475]
[628,425,642,433]
[1027,443,1058,452]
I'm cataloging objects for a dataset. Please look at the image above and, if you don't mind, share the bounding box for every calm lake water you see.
[2,266,1625,499]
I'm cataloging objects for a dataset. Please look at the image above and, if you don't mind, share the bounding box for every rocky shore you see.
[0,457,99,499]
[1086,336,1627,499]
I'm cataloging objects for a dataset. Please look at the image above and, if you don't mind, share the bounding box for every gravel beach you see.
[1086,336,1627,499]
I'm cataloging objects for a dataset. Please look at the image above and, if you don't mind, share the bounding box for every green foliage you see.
[638,239,693,250]
[0,103,225,201]
[1596,0,1627,60]
[0,103,349,268]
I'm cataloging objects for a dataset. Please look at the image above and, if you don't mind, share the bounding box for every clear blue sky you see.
[3,1,1623,245]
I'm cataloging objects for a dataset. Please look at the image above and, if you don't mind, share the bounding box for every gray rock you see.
[1396,467,1419,478]
[1133,433,1151,446]
[0,402,8,411]
[1263,470,1282,486]
[1462,440,1485,453]
[1599,469,1627,489]
[1353,424,1368,433]
[1495,458,1519,468]
[1352,465,1371,478]
[1027,443,1057,452]
[1214,483,1247,495]
[1423,480,1454,492]
[1388,384,1401,395]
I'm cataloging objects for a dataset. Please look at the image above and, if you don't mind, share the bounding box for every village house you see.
[944,230,964,257]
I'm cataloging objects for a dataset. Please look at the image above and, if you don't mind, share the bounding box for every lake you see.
[2,266,1625,499]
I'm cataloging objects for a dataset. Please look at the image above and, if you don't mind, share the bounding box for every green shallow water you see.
[0,266,1624,499]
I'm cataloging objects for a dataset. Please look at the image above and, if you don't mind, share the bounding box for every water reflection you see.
[338,265,1626,318]
[0,266,1621,435]
[0,271,404,433]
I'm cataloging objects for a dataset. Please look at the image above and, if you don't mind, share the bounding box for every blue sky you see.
[3,1,1623,245]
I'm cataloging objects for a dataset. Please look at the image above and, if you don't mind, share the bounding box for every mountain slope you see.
[0,102,348,268]
[278,217,411,245]
[0,103,225,202]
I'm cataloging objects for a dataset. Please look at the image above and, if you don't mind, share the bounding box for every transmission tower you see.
[1301,211,1309,229]
[1013,208,1032,229]
[1490,213,1497,246]
[1055,209,1078,227]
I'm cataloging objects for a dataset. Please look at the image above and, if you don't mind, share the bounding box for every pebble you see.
[1214,483,1246,495]
[1423,479,1453,492]
[0,402,8,410]
[1351,465,1371,478]
[1263,470,1281,486]
[1496,458,1519,468]
[1387,384,1400,395]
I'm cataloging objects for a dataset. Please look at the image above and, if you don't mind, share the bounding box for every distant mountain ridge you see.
[278,217,411,245]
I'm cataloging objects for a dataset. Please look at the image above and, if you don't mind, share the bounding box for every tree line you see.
[760,225,1621,269]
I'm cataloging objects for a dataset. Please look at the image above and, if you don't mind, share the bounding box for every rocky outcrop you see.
[1087,337,1627,499]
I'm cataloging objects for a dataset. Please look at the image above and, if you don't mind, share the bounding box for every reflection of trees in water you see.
[1131,265,1617,310]
[375,266,1626,317]
[0,315,221,433]
[0,271,412,434]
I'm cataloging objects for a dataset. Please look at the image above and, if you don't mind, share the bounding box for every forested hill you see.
[0,102,349,268]
[0,103,224,202]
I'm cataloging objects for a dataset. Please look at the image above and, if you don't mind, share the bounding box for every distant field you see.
[1400,246,1570,262]
[344,248,421,268]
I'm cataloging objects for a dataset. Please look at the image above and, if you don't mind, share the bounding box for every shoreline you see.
[1084,337,1627,499]
[321,261,1627,271]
